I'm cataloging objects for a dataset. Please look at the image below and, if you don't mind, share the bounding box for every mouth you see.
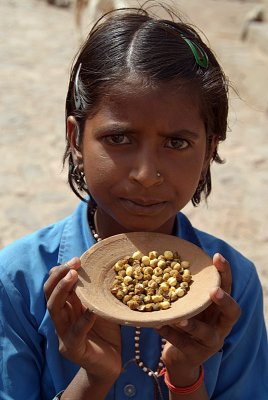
[120,198,167,215]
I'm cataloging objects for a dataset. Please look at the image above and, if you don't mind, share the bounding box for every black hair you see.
[63,3,229,206]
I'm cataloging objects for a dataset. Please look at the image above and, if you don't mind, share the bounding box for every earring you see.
[71,164,87,191]
[156,171,161,178]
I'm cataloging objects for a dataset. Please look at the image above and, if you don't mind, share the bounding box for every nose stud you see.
[156,172,161,178]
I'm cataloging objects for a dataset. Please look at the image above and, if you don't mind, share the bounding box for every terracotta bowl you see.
[75,232,220,327]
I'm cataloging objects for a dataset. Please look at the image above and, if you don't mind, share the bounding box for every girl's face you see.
[69,80,212,237]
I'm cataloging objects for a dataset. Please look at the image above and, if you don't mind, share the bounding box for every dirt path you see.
[1,0,268,324]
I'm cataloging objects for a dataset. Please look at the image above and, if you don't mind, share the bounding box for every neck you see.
[90,206,177,239]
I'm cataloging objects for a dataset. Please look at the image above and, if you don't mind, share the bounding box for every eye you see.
[104,134,131,145]
[165,138,189,150]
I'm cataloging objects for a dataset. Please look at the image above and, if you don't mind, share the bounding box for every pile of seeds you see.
[111,250,192,312]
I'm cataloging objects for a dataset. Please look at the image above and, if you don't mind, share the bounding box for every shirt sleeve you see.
[211,264,268,399]
[0,276,44,400]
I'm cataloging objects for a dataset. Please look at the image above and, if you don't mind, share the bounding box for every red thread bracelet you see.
[159,365,204,394]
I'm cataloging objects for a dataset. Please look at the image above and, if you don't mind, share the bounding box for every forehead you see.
[93,78,204,131]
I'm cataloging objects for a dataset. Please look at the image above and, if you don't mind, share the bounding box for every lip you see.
[120,197,167,215]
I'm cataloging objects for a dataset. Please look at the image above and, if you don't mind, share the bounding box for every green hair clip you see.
[181,35,209,68]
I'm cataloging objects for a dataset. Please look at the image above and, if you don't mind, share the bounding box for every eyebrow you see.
[93,123,201,139]
[92,123,133,136]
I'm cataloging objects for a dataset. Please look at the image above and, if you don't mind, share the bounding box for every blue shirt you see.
[0,201,267,399]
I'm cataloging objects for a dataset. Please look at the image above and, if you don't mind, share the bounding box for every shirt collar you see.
[57,201,202,265]
[57,201,95,265]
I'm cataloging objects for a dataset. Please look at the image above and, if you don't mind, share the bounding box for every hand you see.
[43,258,122,383]
[156,253,241,386]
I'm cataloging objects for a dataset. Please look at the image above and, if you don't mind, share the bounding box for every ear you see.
[67,116,84,171]
[201,135,219,178]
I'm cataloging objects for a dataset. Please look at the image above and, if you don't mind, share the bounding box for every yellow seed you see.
[132,295,141,302]
[134,283,144,294]
[154,267,163,276]
[163,267,172,273]
[143,273,152,281]
[149,251,159,259]
[164,250,173,260]
[121,286,129,295]
[112,277,123,285]
[127,284,134,292]
[132,251,143,260]
[143,266,154,275]
[127,300,140,310]
[118,270,126,277]
[181,260,190,269]
[141,256,150,265]
[137,304,146,311]
[150,259,158,267]
[167,277,177,287]
[154,276,163,284]
[123,276,133,285]
[123,294,132,304]
[159,282,170,292]
[116,290,124,299]
[148,280,158,289]
[146,288,155,296]
[152,303,160,311]
[182,274,192,283]
[126,266,133,276]
[169,270,179,278]
[157,260,166,269]
[111,286,119,294]
[183,269,191,276]
[163,272,170,281]
[152,294,164,303]
[144,303,154,312]
[180,282,189,289]
[159,301,171,310]
[144,295,152,304]
[175,287,186,297]
[169,292,178,302]
[133,271,143,280]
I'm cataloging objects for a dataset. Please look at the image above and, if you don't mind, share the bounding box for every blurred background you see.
[1,0,268,324]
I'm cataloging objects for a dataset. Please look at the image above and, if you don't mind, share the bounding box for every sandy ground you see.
[0,0,268,325]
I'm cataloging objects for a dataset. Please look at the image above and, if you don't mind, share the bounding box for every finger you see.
[46,269,79,324]
[172,319,216,347]
[213,253,232,294]
[210,287,241,335]
[59,309,96,359]
[49,257,81,276]
[156,325,194,351]
[44,257,81,300]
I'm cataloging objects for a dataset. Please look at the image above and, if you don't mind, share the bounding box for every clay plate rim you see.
[75,232,220,327]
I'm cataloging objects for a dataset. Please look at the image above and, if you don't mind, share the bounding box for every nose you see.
[129,149,163,188]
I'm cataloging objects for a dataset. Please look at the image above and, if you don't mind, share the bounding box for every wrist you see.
[61,367,118,400]
[165,365,201,387]
[159,365,205,395]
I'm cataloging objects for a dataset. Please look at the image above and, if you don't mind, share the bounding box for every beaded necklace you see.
[88,207,166,397]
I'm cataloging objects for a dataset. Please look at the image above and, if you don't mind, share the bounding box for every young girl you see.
[0,4,267,400]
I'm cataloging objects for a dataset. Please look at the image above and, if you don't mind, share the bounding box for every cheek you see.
[168,153,205,185]
[82,148,119,192]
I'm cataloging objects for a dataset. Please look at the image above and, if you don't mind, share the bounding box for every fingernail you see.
[218,253,226,263]
[64,270,73,281]
[66,257,78,267]
[215,287,224,299]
